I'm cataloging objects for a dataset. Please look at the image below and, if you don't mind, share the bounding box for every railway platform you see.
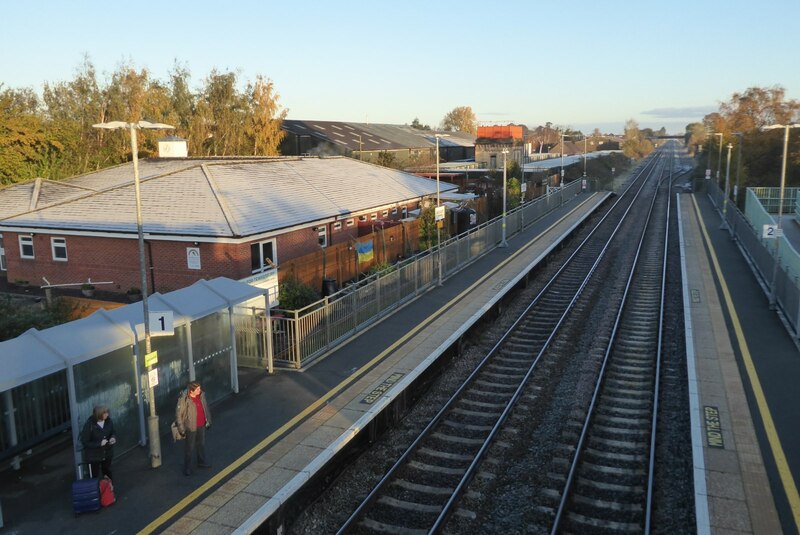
[0,189,609,535]
[680,190,798,534]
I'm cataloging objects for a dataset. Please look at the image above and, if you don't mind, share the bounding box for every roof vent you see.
[158,136,188,158]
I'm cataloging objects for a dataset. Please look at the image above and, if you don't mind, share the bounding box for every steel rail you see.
[337,151,665,535]
[550,145,674,533]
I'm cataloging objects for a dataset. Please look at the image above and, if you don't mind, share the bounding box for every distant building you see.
[0,156,457,298]
[280,120,475,167]
[474,125,528,169]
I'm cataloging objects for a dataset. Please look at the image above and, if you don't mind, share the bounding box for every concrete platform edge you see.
[232,193,611,534]
[678,193,712,535]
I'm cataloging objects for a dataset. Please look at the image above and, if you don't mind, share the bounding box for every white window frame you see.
[318,226,328,248]
[402,206,408,218]
[382,210,388,217]
[51,237,68,262]
[0,233,6,271]
[333,222,342,230]
[19,235,34,259]
[346,219,355,227]
[250,239,277,274]
[392,207,398,215]
[359,215,367,222]
[370,214,377,221]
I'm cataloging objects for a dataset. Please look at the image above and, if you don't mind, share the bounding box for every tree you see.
[684,122,707,155]
[441,106,477,134]
[376,150,398,168]
[410,117,431,131]
[245,76,287,155]
[42,57,104,175]
[622,119,654,159]
[0,86,62,184]
[719,85,799,133]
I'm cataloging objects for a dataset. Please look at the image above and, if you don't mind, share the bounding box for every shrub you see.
[0,296,78,342]
[278,277,319,311]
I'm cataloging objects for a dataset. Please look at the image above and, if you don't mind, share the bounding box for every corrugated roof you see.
[283,120,476,152]
[0,157,458,238]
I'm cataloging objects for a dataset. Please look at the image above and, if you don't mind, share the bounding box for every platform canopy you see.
[0,277,266,392]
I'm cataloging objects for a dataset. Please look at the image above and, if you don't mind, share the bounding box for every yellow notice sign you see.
[144,350,158,368]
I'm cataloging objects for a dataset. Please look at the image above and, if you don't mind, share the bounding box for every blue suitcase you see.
[72,465,101,515]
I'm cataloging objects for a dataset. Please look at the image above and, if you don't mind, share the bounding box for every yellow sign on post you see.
[144,350,158,368]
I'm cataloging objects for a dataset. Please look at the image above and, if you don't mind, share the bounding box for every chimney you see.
[158,136,188,158]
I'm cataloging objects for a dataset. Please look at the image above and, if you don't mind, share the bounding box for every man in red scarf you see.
[175,382,212,476]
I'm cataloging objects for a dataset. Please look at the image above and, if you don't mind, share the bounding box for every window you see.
[382,210,388,217]
[392,208,398,215]
[346,219,355,227]
[333,222,342,230]
[250,240,276,273]
[370,214,377,221]
[490,155,497,169]
[359,215,367,222]
[318,226,328,247]
[51,237,68,261]
[402,206,408,218]
[19,235,34,259]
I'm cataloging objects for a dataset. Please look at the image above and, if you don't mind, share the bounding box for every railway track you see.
[545,148,676,534]
[336,147,673,535]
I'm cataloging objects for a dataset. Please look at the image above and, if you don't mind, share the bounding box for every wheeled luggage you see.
[71,465,101,515]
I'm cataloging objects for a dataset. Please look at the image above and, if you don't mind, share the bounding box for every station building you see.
[0,152,458,299]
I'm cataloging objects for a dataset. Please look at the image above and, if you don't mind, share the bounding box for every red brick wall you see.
[1,204,424,295]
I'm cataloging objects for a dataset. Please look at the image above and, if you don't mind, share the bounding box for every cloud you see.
[641,106,716,119]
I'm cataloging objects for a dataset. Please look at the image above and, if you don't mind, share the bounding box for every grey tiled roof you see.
[0,157,457,238]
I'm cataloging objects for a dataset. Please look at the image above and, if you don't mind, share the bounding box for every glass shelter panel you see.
[138,324,192,436]
[191,311,232,403]
[73,346,140,457]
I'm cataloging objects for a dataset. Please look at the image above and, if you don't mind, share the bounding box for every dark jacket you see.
[175,391,211,434]
[80,416,116,463]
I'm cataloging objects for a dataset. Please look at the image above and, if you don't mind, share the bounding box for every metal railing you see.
[708,179,800,339]
[237,180,585,369]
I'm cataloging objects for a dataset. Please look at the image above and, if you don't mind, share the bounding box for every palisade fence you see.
[707,179,800,338]
[234,180,583,369]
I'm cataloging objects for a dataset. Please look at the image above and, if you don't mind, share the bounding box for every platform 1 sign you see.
[149,310,174,336]
[763,224,783,239]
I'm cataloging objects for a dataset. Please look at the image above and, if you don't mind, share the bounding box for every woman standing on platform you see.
[80,405,117,480]
[176,381,212,476]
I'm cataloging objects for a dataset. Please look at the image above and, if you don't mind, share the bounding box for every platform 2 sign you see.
[361,372,405,404]
[704,405,724,448]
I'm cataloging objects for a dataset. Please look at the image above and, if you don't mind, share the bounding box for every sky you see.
[2,0,798,135]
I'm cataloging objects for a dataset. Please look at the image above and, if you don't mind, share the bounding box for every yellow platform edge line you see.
[138,194,600,534]
[691,195,800,531]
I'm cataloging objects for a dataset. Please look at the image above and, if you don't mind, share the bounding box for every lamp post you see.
[354,134,362,161]
[560,131,566,187]
[732,132,744,204]
[435,133,449,285]
[714,132,723,180]
[720,143,733,233]
[92,120,175,468]
[583,136,587,177]
[765,123,799,309]
[500,149,509,247]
